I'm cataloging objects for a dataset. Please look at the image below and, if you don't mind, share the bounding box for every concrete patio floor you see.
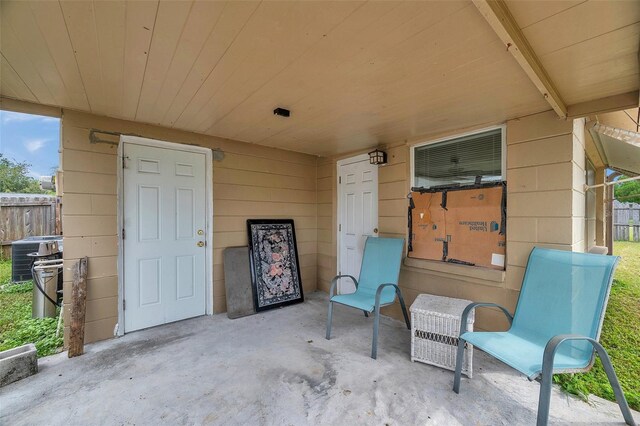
[1,292,636,425]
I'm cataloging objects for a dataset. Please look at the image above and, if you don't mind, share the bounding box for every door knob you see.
[373,228,378,233]
[197,241,205,247]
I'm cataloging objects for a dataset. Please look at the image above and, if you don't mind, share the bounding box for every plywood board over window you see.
[409,192,446,261]
[444,185,506,269]
[409,184,506,270]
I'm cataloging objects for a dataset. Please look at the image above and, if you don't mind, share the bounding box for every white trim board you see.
[116,135,214,336]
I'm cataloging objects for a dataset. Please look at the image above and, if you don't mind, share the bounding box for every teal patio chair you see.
[453,247,635,426]
[325,237,410,359]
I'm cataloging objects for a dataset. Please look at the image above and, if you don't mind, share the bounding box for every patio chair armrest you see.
[544,334,596,350]
[459,303,514,336]
[374,283,401,307]
[329,275,358,298]
[540,334,598,378]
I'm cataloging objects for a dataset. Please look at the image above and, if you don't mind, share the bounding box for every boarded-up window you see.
[408,184,506,270]
[413,128,503,188]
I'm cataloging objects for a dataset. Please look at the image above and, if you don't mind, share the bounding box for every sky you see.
[0,110,60,179]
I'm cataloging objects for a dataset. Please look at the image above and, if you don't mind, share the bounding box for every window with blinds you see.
[413,127,504,188]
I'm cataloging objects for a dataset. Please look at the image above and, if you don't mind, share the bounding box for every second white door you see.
[123,141,207,332]
[338,157,378,294]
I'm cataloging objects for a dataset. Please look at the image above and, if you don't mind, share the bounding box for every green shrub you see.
[0,317,63,357]
[0,278,63,357]
[0,282,33,294]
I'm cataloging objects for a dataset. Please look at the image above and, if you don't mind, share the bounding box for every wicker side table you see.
[410,294,475,378]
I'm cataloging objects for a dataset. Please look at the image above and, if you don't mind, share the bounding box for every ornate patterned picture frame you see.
[246,219,304,312]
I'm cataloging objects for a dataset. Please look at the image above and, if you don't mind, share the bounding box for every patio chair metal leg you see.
[537,357,554,426]
[371,302,381,359]
[592,342,636,426]
[326,301,334,340]
[363,310,369,317]
[397,292,411,329]
[453,337,466,393]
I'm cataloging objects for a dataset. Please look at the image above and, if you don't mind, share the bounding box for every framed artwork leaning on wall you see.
[246,219,304,312]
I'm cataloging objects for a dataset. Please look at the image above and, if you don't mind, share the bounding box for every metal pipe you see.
[33,264,63,271]
[33,258,63,264]
[584,175,640,191]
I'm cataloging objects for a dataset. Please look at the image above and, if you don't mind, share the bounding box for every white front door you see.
[123,142,207,332]
[338,156,378,293]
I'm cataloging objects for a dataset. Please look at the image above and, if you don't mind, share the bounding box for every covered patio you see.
[1,0,640,424]
[1,293,636,425]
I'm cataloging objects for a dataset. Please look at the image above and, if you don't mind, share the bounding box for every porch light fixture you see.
[368,149,387,165]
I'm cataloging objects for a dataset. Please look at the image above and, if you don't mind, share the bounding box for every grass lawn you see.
[0,259,64,357]
[555,242,640,411]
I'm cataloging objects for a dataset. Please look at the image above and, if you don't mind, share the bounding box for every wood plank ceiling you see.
[1,0,638,156]
[506,0,640,105]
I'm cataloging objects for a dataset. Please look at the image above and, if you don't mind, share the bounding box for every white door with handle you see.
[338,156,378,294]
[123,141,207,332]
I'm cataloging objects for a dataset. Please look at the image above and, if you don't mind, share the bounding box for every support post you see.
[68,257,88,358]
[606,172,620,254]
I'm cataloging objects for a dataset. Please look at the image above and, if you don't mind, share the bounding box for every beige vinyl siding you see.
[61,109,318,345]
[505,111,580,280]
[377,145,409,241]
[316,158,335,292]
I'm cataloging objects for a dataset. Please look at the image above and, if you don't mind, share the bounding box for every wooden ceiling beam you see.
[0,96,62,118]
[567,91,639,119]
[472,0,568,118]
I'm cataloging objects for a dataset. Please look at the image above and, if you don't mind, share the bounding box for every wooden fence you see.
[613,201,640,242]
[614,224,640,242]
[0,194,61,259]
[614,205,640,223]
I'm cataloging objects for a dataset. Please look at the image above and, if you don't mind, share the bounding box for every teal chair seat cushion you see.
[462,330,593,379]
[330,288,396,312]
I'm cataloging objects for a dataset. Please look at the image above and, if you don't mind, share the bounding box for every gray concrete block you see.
[0,344,38,387]
[223,246,255,319]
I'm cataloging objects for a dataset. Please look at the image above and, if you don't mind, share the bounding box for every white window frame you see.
[410,125,507,188]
